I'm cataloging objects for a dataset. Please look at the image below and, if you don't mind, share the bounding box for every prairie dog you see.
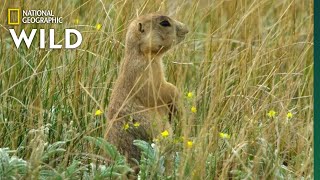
[105,13,188,163]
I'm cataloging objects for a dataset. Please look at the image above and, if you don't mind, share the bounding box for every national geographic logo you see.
[7,8,82,49]
[7,8,63,25]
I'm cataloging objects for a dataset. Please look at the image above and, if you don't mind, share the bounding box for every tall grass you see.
[0,0,313,179]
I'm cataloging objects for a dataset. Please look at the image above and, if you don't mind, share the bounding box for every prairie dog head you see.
[126,14,189,56]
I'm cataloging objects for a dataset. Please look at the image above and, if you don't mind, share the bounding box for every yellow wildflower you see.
[74,18,79,25]
[187,92,193,98]
[191,106,197,113]
[267,110,276,118]
[133,122,140,127]
[123,123,129,130]
[95,109,103,116]
[287,112,293,119]
[96,23,102,30]
[219,132,230,139]
[187,141,193,148]
[161,130,169,138]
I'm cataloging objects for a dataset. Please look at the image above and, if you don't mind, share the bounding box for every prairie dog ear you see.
[138,23,144,33]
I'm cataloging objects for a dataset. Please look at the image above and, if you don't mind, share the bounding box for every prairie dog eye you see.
[160,20,171,27]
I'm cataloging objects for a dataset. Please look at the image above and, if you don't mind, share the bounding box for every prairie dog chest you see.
[144,61,165,85]
[133,60,166,106]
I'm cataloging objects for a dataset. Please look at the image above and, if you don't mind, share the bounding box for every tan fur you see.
[105,13,188,164]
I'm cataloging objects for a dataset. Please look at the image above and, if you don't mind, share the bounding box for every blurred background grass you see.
[0,0,313,179]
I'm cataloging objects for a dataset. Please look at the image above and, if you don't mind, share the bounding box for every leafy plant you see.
[0,148,28,179]
[84,136,133,178]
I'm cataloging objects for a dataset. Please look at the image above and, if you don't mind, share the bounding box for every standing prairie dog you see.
[105,13,188,164]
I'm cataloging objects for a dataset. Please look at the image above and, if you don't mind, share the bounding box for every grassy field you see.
[0,0,313,179]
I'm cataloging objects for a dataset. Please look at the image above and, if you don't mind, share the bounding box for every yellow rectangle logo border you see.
[8,8,20,25]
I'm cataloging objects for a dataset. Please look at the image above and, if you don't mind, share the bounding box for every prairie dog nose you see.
[176,20,189,35]
[180,26,189,35]
[182,27,189,34]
